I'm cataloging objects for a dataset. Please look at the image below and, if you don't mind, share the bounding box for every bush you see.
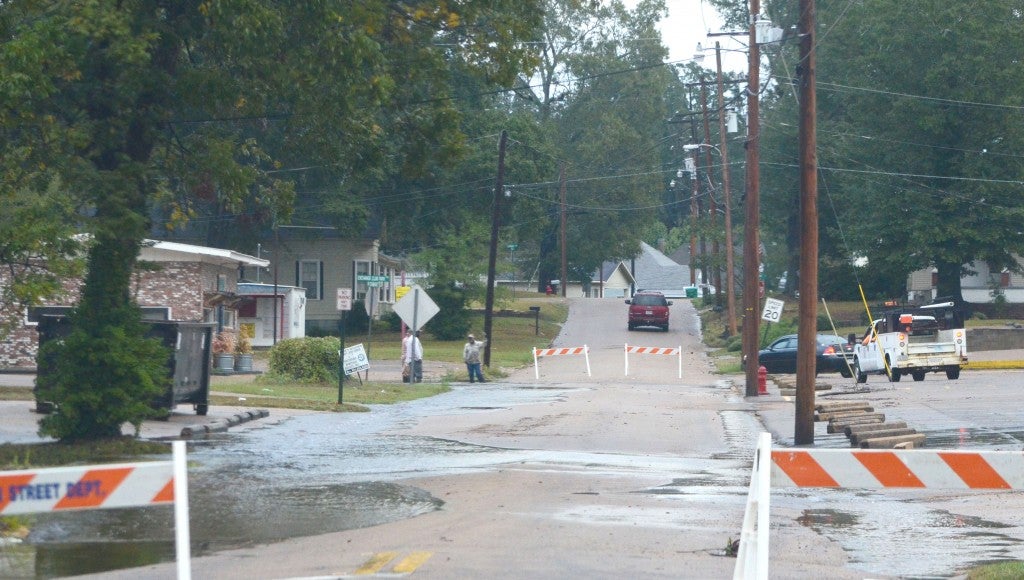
[760,320,798,348]
[379,310,403,332]
[347,300,370,333]
[268,337,341,382]
[425,284,472,340]
[37,308,169,441]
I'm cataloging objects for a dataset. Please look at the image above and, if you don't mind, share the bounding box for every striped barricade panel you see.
[770,448,1023,490]
[533,345,591,378]
[624,346,680,355]
[0,460,175,515]
[624,344,683,378]
[534,346,588,357]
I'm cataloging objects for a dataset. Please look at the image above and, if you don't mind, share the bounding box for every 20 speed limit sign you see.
[761,298,784,322]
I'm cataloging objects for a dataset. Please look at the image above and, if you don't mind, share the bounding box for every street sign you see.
[356,275,390,284]
[343,343,370,375]
[761,298,784,322]
[395,285,411,300]
[336,288,352,311]
[392,285,440,330]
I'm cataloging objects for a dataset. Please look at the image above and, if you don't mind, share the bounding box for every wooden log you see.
[817,408,877,421]
[828,413,885,427]
[827,415,885,433]
[860,433,927,449]
[850,428,917,445]
[845,422,909,437]
[816,401,872,412]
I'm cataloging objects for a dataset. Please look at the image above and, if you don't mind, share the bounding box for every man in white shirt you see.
[403,330,424,383]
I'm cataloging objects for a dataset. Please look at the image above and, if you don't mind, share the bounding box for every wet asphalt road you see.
[7,299,1024,579]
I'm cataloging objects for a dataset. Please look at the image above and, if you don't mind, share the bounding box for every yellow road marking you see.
[354,551,398,575]
[392,551,432,573]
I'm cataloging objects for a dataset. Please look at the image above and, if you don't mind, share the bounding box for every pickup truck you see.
[852,302,967,383]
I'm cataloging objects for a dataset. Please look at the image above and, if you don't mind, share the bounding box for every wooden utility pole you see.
[484,130,507,367]
[715,43,738,337]
[559,163,568,297]
[700,81,721,304]
[795,0,818,445]
[742,0,763,397]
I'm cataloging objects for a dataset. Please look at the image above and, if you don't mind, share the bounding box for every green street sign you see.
[357,275,390,283]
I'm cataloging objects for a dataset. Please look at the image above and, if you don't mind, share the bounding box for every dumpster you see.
[36,316,213,416]
[685,286,699,299]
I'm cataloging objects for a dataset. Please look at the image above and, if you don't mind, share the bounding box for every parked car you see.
[626,291,672,331]
[757,333,855,377]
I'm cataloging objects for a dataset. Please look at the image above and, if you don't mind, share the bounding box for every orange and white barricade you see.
[624,344,682,378]
[0,440,192,580]
[533,345,590,379]
[735,433,1024,579]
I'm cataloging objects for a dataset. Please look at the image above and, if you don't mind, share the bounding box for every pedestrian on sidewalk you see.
[463,333,487,383]
[404,330,424,383]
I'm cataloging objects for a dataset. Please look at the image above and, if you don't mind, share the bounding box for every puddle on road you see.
[793,503,1024,577]
[923,427,1024,449]
[5,480,442,579]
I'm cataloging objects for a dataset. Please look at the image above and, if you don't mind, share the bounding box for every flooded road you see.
[3,384,586,578]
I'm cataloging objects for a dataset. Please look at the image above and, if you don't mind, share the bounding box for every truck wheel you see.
[196,404,209,416]
[946,367,961,380]
[885,360,901,382]
[912,372,926,382]
[854,359,868,384]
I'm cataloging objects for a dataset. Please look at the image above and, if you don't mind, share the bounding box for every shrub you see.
[347,300,370,333]
[268,337,341,382]
[425,284,472,340]
[380,310,403,332]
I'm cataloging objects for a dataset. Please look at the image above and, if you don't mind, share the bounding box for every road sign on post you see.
[336,288,352,311]
[761,298,784,322]
[392,285,440,332]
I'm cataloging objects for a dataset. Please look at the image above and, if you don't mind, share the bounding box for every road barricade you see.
[735,433,1024,579]
[624,344,682,378]
[0,441,192,580]
[533,345,591,379]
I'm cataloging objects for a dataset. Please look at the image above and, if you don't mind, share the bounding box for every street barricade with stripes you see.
[533,345,591,379]
[735,432,1024,579]
[0,440,192,580]
[624,344,682,378]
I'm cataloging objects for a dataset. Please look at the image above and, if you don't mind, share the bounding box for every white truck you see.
[852,301,967,383]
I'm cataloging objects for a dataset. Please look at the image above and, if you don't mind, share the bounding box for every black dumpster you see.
[36,316,213,416]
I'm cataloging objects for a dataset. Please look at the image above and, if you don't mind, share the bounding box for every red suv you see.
[626,291,672,331]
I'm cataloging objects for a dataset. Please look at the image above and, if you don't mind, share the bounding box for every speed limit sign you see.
[761,298,784,322]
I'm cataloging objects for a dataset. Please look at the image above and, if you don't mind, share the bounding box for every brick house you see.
[0,240,267,369]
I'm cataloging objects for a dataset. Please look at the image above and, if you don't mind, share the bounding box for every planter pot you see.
[234,353,253,372]
[215,353,235,372]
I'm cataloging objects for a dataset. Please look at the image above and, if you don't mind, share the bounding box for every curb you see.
[963,360,1024,370]
[179,408,270,439]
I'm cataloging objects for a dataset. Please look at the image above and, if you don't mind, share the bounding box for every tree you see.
[0,1,542,440]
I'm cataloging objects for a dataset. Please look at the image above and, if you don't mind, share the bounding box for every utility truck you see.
[852,301,967,383]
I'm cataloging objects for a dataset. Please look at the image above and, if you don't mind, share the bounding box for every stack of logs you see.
[816,401,926,448]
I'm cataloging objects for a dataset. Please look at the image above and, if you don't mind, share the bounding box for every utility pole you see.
[690,143,700,286]
[716,42,738,337]
[559,163,568,297]
[795,0,818,445]
[742,0,763,397]
[484,130,507,367]
[700,81,721,305]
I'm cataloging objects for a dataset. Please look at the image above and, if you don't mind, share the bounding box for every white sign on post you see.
[392,285,440,330]
[761,298,784,322]
[336,288,352,311]
[343,343,370,375]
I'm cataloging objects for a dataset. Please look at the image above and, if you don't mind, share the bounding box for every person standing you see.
[463,333,487,383]
[400,330,412,383]
[404,330,424,383]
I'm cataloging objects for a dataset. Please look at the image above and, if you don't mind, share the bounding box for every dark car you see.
[626,291,672,331]
[757,333,854,377]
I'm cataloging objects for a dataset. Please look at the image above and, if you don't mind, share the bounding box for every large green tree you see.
[0,0,541,440]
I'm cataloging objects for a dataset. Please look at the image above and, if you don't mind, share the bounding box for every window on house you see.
[297,260,322,300]
[217,274,227,292]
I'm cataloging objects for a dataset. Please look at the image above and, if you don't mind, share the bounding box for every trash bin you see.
[36,316,213,416]
[685,286,699,299]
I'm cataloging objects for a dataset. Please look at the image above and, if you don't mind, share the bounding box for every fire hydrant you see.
[757,365,768,395]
